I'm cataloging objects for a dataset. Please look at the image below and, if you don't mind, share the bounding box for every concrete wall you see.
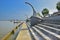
[30,16,60,26]
[30,16,42,26]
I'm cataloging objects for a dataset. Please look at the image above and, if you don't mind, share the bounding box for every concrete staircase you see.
[28,22,60,40]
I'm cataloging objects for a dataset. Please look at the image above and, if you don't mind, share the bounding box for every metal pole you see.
[25,2,37,17]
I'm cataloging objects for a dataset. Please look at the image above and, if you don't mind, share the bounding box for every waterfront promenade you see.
[16,22,31,40]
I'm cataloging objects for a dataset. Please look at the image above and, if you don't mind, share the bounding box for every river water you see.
[0,21,18,40]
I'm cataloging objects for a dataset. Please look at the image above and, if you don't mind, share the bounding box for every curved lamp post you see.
[25,2,37,17]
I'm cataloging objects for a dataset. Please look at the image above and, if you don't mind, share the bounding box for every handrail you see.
[1,22,24,40]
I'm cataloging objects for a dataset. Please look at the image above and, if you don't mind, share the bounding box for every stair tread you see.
[42,23,60,27]
[32,27,51,40]
[30,28,39,40]
[35,25,60,39]
[38,24,60,31]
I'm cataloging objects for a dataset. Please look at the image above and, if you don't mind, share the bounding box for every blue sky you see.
[0,0,60,20]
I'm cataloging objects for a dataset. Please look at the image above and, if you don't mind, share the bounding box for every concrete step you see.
[30,28,40,40]
[37,24,60,35]
[34,25,60,40]
[41,23,60,29]
[32,27,51,40]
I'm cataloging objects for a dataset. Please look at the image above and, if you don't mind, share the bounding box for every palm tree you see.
[56,2,60,10]
[42,8,49,17]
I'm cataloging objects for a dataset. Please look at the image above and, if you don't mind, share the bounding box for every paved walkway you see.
[16,22,31,40]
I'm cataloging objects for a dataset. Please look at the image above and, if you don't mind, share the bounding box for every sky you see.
[0,0,60,20]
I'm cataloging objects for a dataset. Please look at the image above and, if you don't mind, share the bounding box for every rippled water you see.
[0,21,18,40]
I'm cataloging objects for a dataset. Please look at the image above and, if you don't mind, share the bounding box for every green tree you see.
[26,19,30,22]
[56,2,60,10]
[42,8,49,17]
